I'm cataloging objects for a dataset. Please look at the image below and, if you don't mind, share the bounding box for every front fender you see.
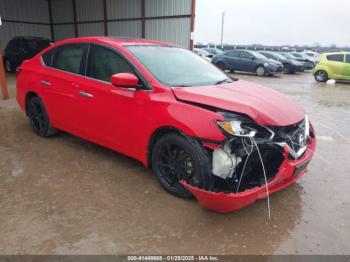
[139,100,227,166]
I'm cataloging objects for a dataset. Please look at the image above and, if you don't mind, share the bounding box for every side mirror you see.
[111,73,140,88]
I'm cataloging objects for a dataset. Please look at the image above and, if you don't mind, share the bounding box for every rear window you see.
[327,54,344,62]
[42,44,86,75]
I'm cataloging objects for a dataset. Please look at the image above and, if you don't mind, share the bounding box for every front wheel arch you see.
[147,126,191,168]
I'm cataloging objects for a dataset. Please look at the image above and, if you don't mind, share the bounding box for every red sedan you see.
[16,37,316,213]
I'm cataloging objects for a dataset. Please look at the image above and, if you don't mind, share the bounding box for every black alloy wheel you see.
[152,133,214,198]
[28,96,58,137]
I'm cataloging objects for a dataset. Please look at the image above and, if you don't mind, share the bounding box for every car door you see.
[343,54,350,79]
[39,43,88,134]
[326,54,345,78]
[224,50,240,70]
[239,51,255,72]
[72,44,150,157]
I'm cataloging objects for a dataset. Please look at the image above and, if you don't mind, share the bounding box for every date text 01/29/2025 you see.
[127,255,220,261]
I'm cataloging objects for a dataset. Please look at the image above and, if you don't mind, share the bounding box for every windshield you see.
[250,51,267,59]
[195,48,211,56]
[292,53,302,58]
[127,45,232,87]
[270,52,285,60]
[280,52,295,59]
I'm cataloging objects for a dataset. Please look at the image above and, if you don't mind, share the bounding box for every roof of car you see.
[12,36,51,41]
[55,36,174,47]
[322,51,350,55]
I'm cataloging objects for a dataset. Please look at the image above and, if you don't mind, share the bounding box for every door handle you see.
[40,80,51,86]
[79,91,94,98]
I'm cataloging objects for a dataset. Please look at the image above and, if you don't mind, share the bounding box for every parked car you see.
[204,47,224,55]
[290,52,315,69]
[292,52,316,64]
[313,52,350,82]
[212,50,284,76]
[3,36,52,72]
[16,37,315,213]
[302,50,321,61]
[278,52,311,71]
[259,51,303,74]
[193,48,214,62]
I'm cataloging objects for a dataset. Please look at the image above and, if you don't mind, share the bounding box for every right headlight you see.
[215,112,275,140]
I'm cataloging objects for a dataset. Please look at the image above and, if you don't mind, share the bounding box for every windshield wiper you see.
[172,85,191,87]
[214,78,233,85]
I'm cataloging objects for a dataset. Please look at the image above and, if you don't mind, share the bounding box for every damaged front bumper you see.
[181,134,316,213]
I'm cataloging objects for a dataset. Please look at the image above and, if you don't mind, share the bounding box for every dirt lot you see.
[0,72,349,255]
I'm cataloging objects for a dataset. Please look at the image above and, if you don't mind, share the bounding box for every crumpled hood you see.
[172,80,304,126]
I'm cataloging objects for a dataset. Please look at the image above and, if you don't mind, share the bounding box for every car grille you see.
[270,118,308,159]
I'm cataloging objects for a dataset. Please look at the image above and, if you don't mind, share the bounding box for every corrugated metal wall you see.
[145,0,191,48]
[0,0,51,49]
[146,18,191,49]
[145,0,191,17]
[1,0,193,49]
[107,0,142,19]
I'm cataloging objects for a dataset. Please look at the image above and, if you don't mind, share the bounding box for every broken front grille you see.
[270,118,309,159]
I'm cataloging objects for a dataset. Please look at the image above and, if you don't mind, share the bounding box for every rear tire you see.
[28,96,58,137]
[314,70,328,82]
[256,66,265,76]
[151,133,214,198]
[4,59,14,73]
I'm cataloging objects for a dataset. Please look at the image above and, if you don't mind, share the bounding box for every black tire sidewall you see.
[28,97,53,137]
[315,70,328,82]
[152,133,214,198]
[284,64,292,74]
[4,59,13,73]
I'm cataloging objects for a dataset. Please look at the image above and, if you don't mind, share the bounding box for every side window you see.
[227,51,239,57]
[327,54,344,62]
[87,45,133,82]
[262,53,272,59]
[345,55,350,63]
[42,49,55,67]
[240,51,253,59]
[51,44,85,74]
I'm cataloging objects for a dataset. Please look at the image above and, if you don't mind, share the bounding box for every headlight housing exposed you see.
[216,112,275,140]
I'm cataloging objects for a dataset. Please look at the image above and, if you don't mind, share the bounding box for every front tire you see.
[256,66,265,76]
[216,61,226,71]
[28,96,58,137]
[314,70,328,82]
[151,133,214,198]
[283,63,294,74]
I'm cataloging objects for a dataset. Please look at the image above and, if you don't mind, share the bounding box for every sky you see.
[194,0,350,47]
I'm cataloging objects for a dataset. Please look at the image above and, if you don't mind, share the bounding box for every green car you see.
[313,52,350,82]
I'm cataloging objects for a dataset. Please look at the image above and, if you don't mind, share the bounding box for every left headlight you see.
[216,112,275,139]
[264,62,269,67]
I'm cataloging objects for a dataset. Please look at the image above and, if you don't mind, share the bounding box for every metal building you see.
[0,0,196,50]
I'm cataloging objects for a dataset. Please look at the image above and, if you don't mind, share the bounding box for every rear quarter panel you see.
[16,59,43,112]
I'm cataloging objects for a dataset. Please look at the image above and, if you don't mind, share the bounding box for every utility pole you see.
[220,11,225,49]
[0,16,9,100]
